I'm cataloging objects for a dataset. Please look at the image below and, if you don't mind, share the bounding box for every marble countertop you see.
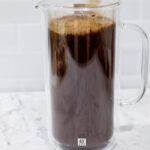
[0,90,150,150]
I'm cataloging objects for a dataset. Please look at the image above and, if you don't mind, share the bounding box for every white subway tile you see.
[120,48,142,75]
[0,25,18,51]
[137,22,150,39]
[0,2,41,24]
[20,79,44,91]
[18,24,44,51]
[119,25,142,49]
[120,75,141,89]
[0,79,21,92]
[136,22,150,74]
[0,53,44,79]
[142,1,150,20]
[120,0,140,21]
[0,79,44,92]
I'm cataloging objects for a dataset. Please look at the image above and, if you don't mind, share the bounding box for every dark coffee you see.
[49,13,116,149]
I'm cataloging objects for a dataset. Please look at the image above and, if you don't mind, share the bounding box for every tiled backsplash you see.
[0,0,149,91]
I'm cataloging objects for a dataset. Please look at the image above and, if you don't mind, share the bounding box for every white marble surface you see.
[0,90,150,150]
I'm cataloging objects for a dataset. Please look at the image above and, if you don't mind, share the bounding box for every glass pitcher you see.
[36,0,149,149]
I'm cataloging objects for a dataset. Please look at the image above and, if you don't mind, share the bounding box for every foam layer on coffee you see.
[49,13,114,35]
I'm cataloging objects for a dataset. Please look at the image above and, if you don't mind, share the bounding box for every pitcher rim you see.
[36,1,120,9]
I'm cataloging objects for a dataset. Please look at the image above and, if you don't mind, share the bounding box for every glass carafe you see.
[36,0,149,149]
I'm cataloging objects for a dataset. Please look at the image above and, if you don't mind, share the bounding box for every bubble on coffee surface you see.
[49,12,114,35]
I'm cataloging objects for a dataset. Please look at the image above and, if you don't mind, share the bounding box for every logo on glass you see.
[78,138,86,147]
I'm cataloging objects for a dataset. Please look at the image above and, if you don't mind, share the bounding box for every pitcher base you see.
[51,137,116,150]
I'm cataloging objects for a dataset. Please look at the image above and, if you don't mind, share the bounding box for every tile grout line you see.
[15,23,43,53]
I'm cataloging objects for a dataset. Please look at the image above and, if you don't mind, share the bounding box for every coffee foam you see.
[49,13,114,35]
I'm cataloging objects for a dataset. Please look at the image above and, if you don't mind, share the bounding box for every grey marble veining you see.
[0,90,150,150]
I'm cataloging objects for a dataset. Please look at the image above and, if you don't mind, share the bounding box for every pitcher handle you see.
[119,23,149,106]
